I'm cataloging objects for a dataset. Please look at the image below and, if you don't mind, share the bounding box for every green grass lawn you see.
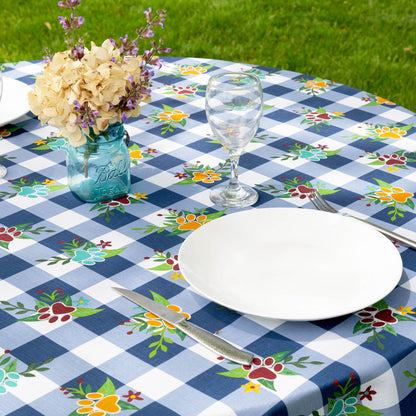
[2,0,416,112]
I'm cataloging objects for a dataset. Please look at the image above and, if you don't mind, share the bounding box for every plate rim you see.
[0,77,32,127]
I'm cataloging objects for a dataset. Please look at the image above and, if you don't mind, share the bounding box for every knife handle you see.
[176,320,254,366]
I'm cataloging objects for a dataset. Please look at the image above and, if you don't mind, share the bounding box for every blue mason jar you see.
[66,122,131,203]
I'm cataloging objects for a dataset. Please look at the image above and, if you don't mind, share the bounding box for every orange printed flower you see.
[129,149,143,160]
[304,80,328,89]
[145,304,190,329]
[192,170,221,183]
[376,96,395,105]
[374,126,406,139]
[0,129,11,138]
[180,65,207,75]
[375,187,413,203]
[176,213,211,231]
[77,392,120,415]
[157,109,189,123]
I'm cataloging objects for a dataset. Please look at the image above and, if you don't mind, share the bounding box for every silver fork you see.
[308,191,416,250]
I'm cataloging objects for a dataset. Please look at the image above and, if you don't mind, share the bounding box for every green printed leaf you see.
[150,291,169,306]
[118,400,141,411]
[395,313,415,322]
[354,403,383,415]
[71,308,104,317]
[102,248,126,258]
[17,314,41,322]
[175,178,196,185]
[325,149,341,156]
[148,263,173,271]
[258,378,276,391]
[48,185,67,192]
[280,367,300,376]
[5,359,17,373]
[269,351,292,362]
[216,367,250,378]
[382,323,397,336]
[372,300,389,310]
[353,320,370,334]
[97,377,116,396]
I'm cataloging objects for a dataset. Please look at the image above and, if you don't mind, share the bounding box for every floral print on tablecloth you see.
[120,291,190,358]
[1,288,104,323]
[62,377,142,415]
[0,349,54,395]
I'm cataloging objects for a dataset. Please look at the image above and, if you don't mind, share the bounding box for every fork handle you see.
[352,215,416,250]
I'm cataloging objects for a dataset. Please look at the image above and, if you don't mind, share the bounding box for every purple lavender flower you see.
[141,27,154,38]
[58,16,71,30]
[143,7,152,22]
[110,35,139,56]
[74,101,98,128]
[71,44,85,59]
[58,0,82,8]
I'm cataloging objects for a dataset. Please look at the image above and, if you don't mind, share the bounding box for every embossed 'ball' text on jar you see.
[66,122,131,203]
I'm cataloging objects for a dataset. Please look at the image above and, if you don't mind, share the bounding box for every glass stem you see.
[227,152,242,194]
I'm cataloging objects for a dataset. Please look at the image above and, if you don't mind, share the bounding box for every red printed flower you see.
[287,185,316,199]
[100,195,131,206]
[242,356,284,380]
[122,390,143,402]
[166,254,180,271]
[357,306,398,328]
[305,111,331,121]
[0,226,22,243]
[37,302,76,323]
[377,154,407,166]
[359,385,376,401]
[173,86,198,97]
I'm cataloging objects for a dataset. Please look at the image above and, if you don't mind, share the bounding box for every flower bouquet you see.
[28,0,170,202]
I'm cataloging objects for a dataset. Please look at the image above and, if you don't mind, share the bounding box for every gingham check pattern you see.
[0,57,415,415]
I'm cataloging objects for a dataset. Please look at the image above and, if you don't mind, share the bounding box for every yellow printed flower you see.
[304,80,328,89]
[332,111,344,117]
[374,126,406,139]
[42,179,56,185]
[170,272,184,280]
[34,139,47,145]
[180,65,207,75]
[129,149,143,160]
[241,381,261,393]
[192,170,221,183]
[157,109,189,123]
[76,392,121,415]
[176,214,211,231]
[145,304,190,329]
[395,306,416,315]
[375,187,413,203]
[376,96,395,105]
[133,192,147,200]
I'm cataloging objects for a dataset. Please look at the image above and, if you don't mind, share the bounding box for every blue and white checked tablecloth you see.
[0,57,415,416]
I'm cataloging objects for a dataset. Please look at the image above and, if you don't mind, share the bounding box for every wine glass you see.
[205,72,263,208]
[0,71,6,179]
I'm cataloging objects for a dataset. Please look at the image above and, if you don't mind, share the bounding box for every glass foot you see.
[210,184,258,208]
[0,164,7,179]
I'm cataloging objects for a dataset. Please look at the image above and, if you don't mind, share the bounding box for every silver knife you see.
[112,287,253,365]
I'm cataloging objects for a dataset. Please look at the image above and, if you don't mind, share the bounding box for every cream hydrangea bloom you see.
[28,39,146,147]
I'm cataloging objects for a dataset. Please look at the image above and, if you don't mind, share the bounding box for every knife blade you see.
[112,287,253,365]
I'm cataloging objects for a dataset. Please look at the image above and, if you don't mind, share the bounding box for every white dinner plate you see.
[178,208,403,321]
[0,77,32,127]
